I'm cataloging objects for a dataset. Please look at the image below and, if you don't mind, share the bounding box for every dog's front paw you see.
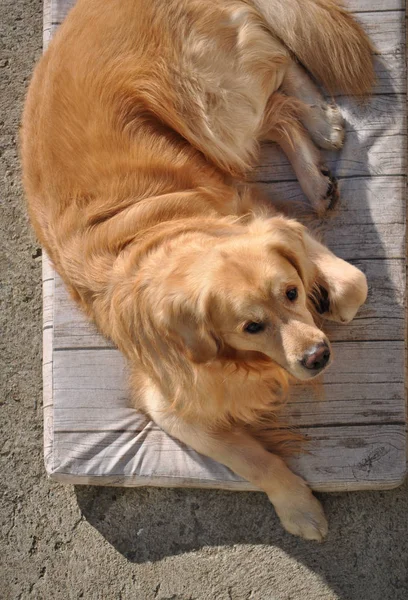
[316,265,368,324]
[272,484,328,541]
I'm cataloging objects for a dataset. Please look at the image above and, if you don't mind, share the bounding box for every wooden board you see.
[42,0,407,491]
[257,96,407,180]
[52,344,405,428]
[52,257,405,347]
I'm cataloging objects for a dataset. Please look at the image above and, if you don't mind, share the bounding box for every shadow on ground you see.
[76,480,408,598]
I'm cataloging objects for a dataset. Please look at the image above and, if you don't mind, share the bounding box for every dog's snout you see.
[301,342,331,372]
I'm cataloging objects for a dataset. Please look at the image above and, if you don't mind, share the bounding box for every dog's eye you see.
[286,287,298,302]
[244,322,265,334]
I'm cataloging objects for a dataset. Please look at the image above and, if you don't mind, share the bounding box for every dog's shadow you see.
[75,481,408,597]
[74,57,406,599]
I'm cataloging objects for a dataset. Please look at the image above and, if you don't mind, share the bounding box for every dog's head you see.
[130,216,341,381]
[120,217,366,380]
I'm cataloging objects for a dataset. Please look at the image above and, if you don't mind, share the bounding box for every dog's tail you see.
[248,0,375,95]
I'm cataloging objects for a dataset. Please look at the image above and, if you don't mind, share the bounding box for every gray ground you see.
[1,1,407,599]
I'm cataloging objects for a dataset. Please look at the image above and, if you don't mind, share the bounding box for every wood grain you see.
[259,177,405,260]
[51,257,405,349]
[290,424,406,492]
[48,422,406,492]
[52,343,405,427]
[257,95,406,181]
[347,0,404,10]
[326,259,405,341]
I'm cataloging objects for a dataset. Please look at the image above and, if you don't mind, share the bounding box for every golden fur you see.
[21,0,373,540]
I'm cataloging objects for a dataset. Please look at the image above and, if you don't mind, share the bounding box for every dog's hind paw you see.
[308,103,345,151]
[311,166,339,215]
[320,167,339,212]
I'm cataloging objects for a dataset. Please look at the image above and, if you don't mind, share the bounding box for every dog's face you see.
[203,227,333,380]
[155,219,332,381]
[207,246,330,380]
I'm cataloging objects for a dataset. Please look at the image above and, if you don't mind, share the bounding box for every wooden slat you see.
[52,379,406,429]
[42,256,54,416]
[323,179,405,260]
[43,0,54,48]
[347,0,404,11]
[49,0,75,24]
[52,257,405,349]
[52,343,405,427]
[358,12,406,95]
[53,349,127,403]
[289,341,405,425]
[259,176,405,260]
[326,259,405,342]
[288,383,406,426]
[357,11,405,53]
[47,423,406,492]
[257,95,406,181]
[46,1,407,21]
[53,275,113,349]
[43,278,54,330]
[290,424,406,492]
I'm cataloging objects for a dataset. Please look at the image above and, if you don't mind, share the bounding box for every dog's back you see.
[22,0,374,258]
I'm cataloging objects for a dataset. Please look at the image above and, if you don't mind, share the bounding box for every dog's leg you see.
[146,394,328,541]
[281,61,345,151]
[260,95,338,214]
[303,230,368,323]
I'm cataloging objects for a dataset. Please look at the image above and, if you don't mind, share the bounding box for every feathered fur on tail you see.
[248,0,375,94]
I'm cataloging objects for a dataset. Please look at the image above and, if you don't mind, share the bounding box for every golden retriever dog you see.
[21,0,374,540]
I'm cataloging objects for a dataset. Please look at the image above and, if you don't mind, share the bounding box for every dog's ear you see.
[109,275,218,379]
[267,218,316,291]
[166,305,219,364]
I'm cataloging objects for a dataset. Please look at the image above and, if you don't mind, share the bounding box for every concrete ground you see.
[1,1,407,598]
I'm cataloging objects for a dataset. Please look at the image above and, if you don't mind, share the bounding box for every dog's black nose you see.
[301,342,331,371]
